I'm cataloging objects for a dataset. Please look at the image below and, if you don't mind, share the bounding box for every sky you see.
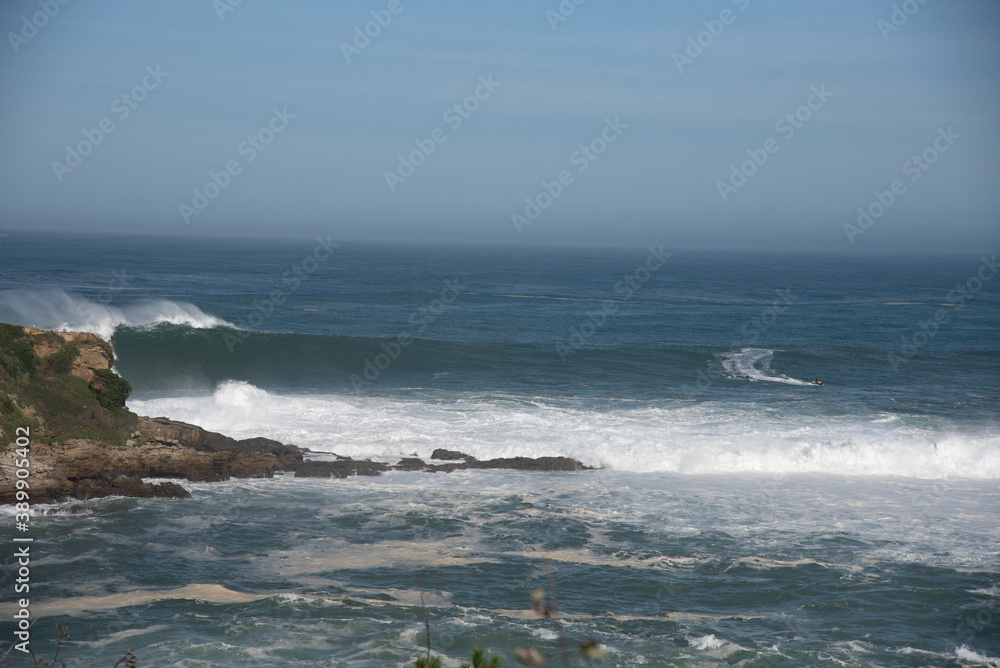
[0,0,998,253]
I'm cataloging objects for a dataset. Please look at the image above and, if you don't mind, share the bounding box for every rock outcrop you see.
[23,327,113,382]
[397,454,587,473]
[137,416,303,472]
[0,416,306,504]
[294,452,590,479]
[430,448,476,461]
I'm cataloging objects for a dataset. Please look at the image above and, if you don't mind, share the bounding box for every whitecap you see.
[0,288,234,340]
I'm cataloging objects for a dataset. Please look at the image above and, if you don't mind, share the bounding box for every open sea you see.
[1,231,998,667]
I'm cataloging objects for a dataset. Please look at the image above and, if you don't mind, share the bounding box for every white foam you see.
[689,634,725,650]
[0,288,233,340]
[955,645,1000,665]
[721,348,812,385]
[127,382,1000,479]
[969,586,1000,597]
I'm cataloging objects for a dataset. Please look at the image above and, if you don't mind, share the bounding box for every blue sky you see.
[0,0,998,252]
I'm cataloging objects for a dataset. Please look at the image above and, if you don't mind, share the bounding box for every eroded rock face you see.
[24,327,114,382]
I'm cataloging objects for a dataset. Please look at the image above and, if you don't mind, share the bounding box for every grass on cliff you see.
[0,324,136,448]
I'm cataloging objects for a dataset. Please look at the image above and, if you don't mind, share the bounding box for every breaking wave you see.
[0,288,234,340]
[128,381,1000,479]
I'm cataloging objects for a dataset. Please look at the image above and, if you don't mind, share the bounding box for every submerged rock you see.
[295,460,391,478]
[425,456,588,473]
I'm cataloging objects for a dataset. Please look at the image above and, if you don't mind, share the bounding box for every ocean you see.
[1,231,998,667]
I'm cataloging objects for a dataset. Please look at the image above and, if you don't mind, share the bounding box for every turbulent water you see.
[1,232,998,666]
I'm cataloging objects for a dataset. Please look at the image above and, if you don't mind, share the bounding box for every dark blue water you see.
[3,233,998,409]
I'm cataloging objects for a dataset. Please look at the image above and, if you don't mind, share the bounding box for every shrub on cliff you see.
[0,393,31,449]
[89,369,133,411]
[0,323,136,446]
[0,324,38,378]
[46,346,79,375]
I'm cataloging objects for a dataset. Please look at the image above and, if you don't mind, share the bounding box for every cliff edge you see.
[0,324,303,504]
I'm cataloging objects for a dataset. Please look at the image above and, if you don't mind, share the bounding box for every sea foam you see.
[128,381,1000,479]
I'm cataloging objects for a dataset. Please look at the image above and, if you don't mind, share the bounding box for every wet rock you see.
[70,471,191,500]
[426,456,589,473]
[393,457,426,471]
[465,456,587,472]
[431,448,476,461]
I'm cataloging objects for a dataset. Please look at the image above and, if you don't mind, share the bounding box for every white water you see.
[0,288,233,340]
[720,348,813,385]
[128,381,1000,479]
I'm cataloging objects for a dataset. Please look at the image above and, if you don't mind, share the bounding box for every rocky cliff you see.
[0,324,305,504]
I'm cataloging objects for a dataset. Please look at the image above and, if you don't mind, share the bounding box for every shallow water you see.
[4,472,998,666]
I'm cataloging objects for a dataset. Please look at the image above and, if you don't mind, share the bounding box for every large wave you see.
[97,322,722,394]
[0,288,234,340]
[129,381,1000,479]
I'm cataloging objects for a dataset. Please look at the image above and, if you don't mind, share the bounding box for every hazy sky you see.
[1,0,998,252]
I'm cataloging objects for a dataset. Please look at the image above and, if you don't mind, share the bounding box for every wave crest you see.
[0,288,234,340]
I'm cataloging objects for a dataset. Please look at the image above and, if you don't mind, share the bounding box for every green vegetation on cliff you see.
[0,324,136,448]
[0,323,38,377]
[89,368,133,411]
